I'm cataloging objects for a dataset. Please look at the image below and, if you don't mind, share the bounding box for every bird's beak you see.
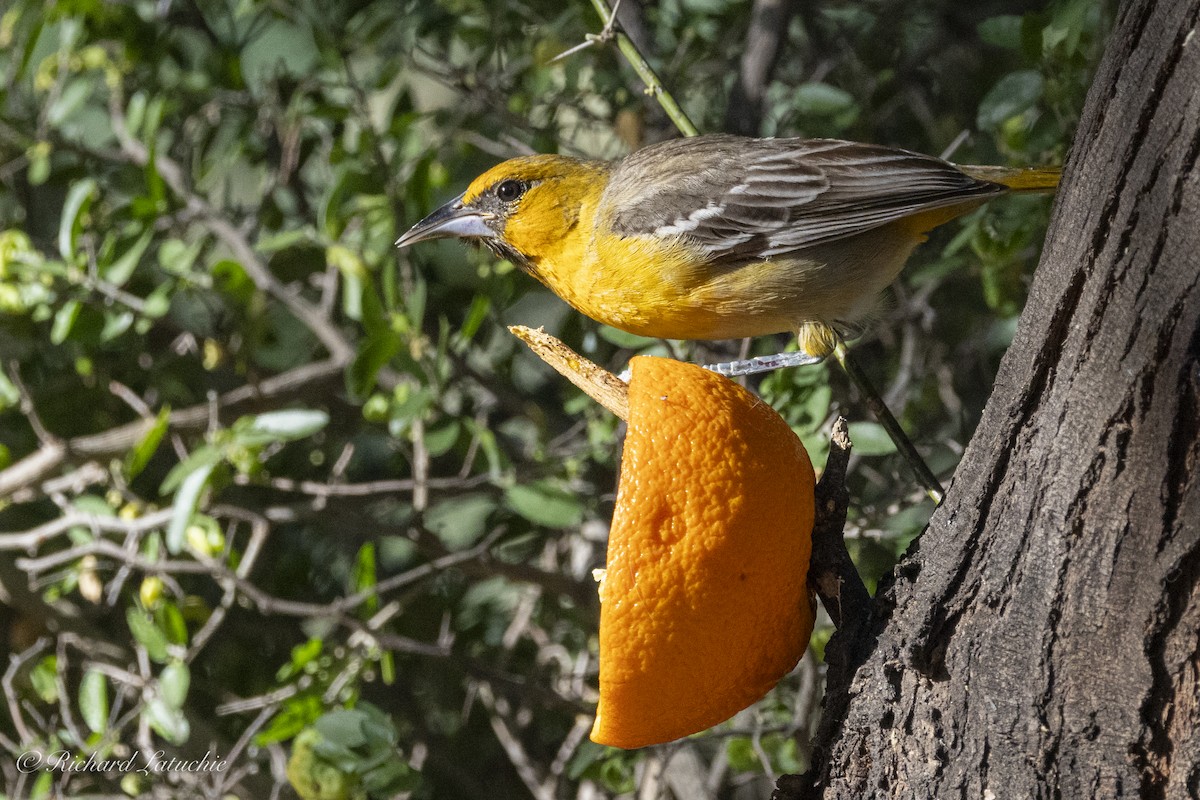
[395,193,496,248]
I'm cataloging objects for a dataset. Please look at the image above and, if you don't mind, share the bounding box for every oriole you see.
[396,134,1059,357]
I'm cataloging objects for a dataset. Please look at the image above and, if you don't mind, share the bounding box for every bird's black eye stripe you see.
[495,179,526,202]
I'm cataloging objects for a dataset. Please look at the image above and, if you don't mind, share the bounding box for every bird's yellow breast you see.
[530,225,799,340]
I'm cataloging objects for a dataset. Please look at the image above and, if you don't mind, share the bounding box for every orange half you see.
[591,356,816,749]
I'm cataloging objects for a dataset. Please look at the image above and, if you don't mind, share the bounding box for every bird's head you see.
[395,154,610,271]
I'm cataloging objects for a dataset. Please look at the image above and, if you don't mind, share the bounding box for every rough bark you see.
[792,0,1200,796]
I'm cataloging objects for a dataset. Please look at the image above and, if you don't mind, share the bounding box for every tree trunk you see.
[793,0,1200,796]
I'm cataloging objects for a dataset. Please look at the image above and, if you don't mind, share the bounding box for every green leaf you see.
[167,461,215,554]
[347,333,401,400]
[791,82,856,116]
[27,144,50,185]
[314,709,369,749]
[977,15,1023,49]
[255,228,313,253]
[144,696,190,744]
[159,445,221,495]
[32,771,53,800]
[504,481,584,528]
[157,600,189,645]
[353,543,378,615]
[277,638,324,681]
[100,309,135,341]
[977,70,1045,130]
[79,669,109,733]
[0,371,18,412]
[598,325,657,349]
[726,736,761,772]
[47,76,92,126]
[846,421,899,456]
[425,493,495,549]
[423,421,461,457]
[156,238,204,276]
[234,409,329,446]
[126,406,171,479]
[459,294,491,341]
[142,283,172,318]
[50,299,81,344]
[362,759,419,794]
[159,661,190,709]
[127,609,170,662]
[58,178,97,261]
[30,656,59,703]
[257,694,324,745]
[103,229,153,287]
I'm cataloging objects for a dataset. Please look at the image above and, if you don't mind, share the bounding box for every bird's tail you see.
[958,165,1062,193]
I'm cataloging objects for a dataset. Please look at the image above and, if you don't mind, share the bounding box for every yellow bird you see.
[396,134,1058,357]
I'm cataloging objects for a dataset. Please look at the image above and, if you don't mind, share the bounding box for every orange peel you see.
[507,328,816,749]
[591,355,815,748]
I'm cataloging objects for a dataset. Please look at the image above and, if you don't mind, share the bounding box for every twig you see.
[476,682,556,800]
[107,380,153,418]
[807,418,870,628]
[106,91,354,363]
[233,472,491,497]
[725,0,798,136]
[54,637,87,747]
[0,358,344,499]
[411,417,430,512]
[0,508,175,553]
[13,521,504,626]
[3,638,50,745]
[216,684,300,716]
[549,715,592,779]
[584,0,700,137]
[214,704,277,795]
[832,341,945,504]
[509,325,629,420]
[551,0,624,62]
[187,509,271,659]
[7,362,60,446]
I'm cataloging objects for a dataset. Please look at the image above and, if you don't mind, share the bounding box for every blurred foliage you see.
[0,0,1109,797]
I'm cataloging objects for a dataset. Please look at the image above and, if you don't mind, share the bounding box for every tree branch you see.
[724,0,799,136]
[0,358,343,500]
[807,417,870,629]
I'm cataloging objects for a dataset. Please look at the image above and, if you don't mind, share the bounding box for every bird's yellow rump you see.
[396,134,1058,357]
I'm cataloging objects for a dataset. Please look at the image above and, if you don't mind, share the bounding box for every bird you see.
[395,134,1059,358]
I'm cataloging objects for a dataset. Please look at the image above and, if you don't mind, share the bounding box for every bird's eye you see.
[495,180,525,202]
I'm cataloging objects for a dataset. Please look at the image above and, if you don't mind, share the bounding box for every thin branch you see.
[106,91,354,363]
[7,362,60,446]
[187,508,271,659]
[808,417,870,628]
[3,638,50,745]
[476,682,556,800]
[213,704,277,796]
[237,473,490,497]
[0,508,175,553]
[585,0,700,137]
[832,341,945,504]
[725,0,799,135]
[509,325,629,420]
[14,524,505,623]
[0,358,344,500]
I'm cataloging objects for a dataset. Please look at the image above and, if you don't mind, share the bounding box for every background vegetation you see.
[0,0,1109,797]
